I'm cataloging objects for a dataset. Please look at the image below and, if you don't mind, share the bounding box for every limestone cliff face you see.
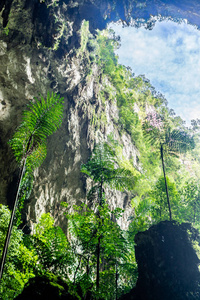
[1,0,200,231]
[0,0,135,230]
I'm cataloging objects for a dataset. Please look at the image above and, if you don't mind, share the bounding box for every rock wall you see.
[0,0,135,230]
[120,221,200,300]
[1,0,200,231]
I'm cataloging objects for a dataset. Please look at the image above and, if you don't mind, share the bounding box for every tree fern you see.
[143,113,195,221]
[81,141,136,290]
[9,92,64,167]
[81,142,136,195]
[0,92,64,281]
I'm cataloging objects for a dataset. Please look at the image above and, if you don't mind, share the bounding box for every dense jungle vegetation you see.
[1,20,200,299]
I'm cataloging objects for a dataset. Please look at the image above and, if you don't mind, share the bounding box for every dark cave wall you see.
[2,0,200,51]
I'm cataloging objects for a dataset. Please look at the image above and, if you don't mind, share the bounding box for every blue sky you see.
[109,20,200,126]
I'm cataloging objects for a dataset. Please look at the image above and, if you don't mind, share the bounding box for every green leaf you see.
[9,92,64,170]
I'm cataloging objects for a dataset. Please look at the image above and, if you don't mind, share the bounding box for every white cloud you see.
[109,20,200,126]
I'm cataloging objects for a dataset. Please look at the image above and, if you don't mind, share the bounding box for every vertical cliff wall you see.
[0,0,134,230]
[1,0,200,230]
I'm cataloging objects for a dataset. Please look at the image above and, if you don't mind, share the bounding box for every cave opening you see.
[108,18,200,127]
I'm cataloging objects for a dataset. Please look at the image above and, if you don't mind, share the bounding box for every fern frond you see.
[23,92,64,144]
[9,92,64,170]
[81,142,136,194]
[26,142,47,172]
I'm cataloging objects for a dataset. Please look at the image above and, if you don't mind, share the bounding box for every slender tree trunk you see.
[96,235,101,290]
[96,177,103,290]
[115,260,118,300]
[0,159,26,281]
[99,178,103,206]
[160,144,172,221]
[194,202,196,224]
[73,254,83,285]
[86,255,90,276]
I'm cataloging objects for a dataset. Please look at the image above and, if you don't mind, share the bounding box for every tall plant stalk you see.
[0,160,26,280]
[96,235,101,290]
[160,144,172,221]
[96,177,103,290]
[0,92,64,282]
[144,111,195,222]
[115,260,118,300]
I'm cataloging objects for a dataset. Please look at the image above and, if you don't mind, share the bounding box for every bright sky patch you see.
[110,20,200,126]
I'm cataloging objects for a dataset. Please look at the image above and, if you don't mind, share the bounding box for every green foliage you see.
[66,203,136,299]
[14,172,34,226]
[9,92,64,224]
[9,92,64,170]
[79,141,137,298]
[81,141,136,194]
[42,0,59,8]
[181,178,200,226]
[129,197,153,238]
[0,92,64,296]
[0,205,37,299]
[27,213,72,277]
[76,23,197,208]
[143,118,195,157]
[142,111,195,220]
[34,213,54,236]
[3,23,9,36]
[96,29,118,76]
[86,26,199,223]
[149,176,180,222]
[77,20,90,56]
